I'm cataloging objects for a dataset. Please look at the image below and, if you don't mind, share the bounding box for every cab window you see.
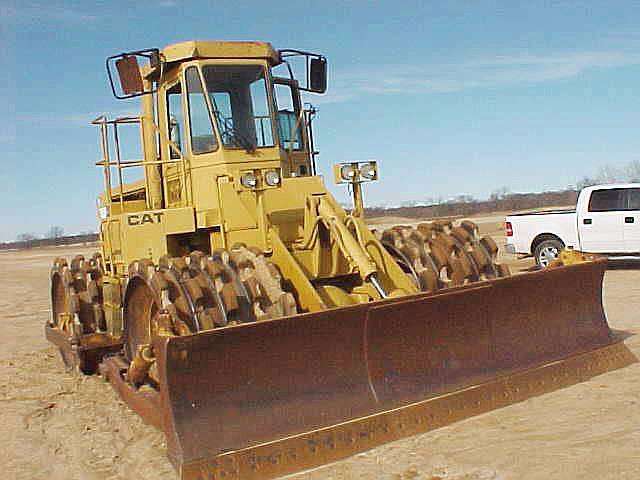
[185,67,217,154]
[274,83,302,151]
[202,65,275,149]
[166,82,184,159]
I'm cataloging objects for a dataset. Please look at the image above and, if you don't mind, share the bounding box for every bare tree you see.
[596,165,624,184]
[489,186,511,201]
[577,160,640,190]
[46,226,64,239]
[16,233,37,242]
[422,196,444,206]
[454,194,475,203]
[576,176,598,190]
[15,233,38,249]
[626,160,640,183]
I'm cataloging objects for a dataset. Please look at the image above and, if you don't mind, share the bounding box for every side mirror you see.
[278,49,328,94]
[116,56,144,95]
[106,48,160,99]
[310,57,327,94]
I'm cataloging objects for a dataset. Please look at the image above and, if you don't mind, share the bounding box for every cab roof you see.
[161,41,281,65]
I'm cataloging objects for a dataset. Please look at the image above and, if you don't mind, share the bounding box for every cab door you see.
[273,78,312,177]
[578,188,625,253]
[159,75,189,208]
[623,188,640,252]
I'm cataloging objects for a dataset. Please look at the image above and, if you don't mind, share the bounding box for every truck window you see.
[202,65,275,149]
[588,188,625,212]
[626,188,640,210]
[166,82,184,159]
[274,83,302,151]
[185,67,217,154]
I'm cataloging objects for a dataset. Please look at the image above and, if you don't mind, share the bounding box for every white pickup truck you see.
[505,183,640,266]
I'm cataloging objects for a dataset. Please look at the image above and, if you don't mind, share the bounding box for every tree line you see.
[366,189,578,219]
[2,227,98,251]
[576,160,640,190]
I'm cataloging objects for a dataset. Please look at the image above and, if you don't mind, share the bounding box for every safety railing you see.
[92,115,190,211]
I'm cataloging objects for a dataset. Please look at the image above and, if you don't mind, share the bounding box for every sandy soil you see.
[2,219,639,480]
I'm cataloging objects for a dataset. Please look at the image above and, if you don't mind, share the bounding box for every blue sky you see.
[2,1,640,241]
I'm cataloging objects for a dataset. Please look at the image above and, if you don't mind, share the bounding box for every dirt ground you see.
[2,216,639,480]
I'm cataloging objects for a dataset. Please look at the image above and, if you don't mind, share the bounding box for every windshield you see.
[201,65,275,150]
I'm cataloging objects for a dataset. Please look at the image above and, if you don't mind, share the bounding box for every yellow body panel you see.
[103,207,195,273]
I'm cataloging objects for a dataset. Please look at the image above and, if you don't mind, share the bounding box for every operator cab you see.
[107,41,326,181]
[95,41,328,262]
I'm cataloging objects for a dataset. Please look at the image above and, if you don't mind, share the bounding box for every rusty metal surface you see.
[142,259,636,479]
[181,341,634,480]
[99,355,165,430]
[45,324,122,374]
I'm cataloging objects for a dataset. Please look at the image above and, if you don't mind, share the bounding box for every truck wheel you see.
[534,239,563,267]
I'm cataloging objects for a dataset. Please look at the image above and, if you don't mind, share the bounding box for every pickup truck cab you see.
[505,183,640,266]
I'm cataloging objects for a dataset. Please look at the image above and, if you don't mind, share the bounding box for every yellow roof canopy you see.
[161,41,280,65]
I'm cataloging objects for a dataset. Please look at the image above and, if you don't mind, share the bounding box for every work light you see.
[359,162,377,181]
[265,170,281,186]
[240,172,258,189]
[340,164,358,181]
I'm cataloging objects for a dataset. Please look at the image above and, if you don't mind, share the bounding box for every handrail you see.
[92,115,142,125]
[93,114,191,209]
[148,121,191,206]
[95,159,184,167]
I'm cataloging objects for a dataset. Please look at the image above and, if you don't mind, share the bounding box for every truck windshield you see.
[201,65,275,150]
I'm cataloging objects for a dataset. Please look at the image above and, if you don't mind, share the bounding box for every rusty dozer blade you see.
[136,260,636,480]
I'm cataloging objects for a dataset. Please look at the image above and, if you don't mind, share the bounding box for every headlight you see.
[340,164,357,181]
[264,170,281,186]
[359,162,377,181]
[240,172,258,189]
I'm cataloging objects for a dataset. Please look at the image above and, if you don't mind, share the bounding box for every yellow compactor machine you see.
[46,41,635,480]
